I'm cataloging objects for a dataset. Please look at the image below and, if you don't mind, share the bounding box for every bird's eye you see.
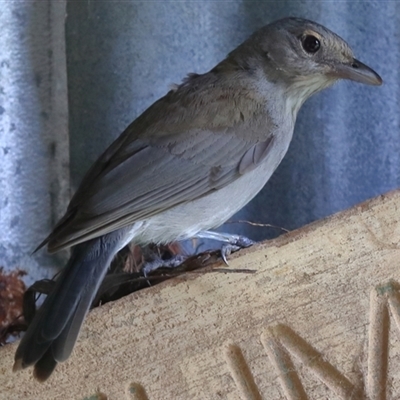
[301,35,321,54]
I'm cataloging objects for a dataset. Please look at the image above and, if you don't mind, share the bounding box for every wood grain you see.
[2,190,400,399]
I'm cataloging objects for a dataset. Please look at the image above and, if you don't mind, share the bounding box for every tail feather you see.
[41,245,102,340]
[33,348,57,382]
[52,284,98,362]
[14,230,126,380]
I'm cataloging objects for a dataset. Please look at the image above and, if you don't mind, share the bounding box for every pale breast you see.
[126,80,298,246]
[132,125,294,245]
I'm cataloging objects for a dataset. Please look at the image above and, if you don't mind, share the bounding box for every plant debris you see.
[0,268,26,345]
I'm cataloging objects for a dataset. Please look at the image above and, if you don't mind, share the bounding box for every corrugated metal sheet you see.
[1,1,397,281]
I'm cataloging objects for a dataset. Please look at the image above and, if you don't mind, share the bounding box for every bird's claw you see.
[220,244,240,265]
[220,235,255,265]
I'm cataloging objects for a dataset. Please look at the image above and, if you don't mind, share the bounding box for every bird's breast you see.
[132,122,295,245]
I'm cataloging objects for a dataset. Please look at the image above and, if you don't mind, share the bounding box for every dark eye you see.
[301,35,321,54]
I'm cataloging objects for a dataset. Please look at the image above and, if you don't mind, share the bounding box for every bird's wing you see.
[44,72,275,252]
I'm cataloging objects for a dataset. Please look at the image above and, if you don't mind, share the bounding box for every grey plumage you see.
[14,17,382,380]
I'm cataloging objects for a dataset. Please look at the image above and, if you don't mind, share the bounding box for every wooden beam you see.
[2,190,400,399]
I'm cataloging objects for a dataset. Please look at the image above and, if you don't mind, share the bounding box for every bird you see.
[13,17,382,381]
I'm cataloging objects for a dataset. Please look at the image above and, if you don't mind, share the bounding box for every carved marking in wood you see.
[126,383,150,400]
[260,327,308,400]
[367,281,400,400]
[261,325,361,399]
[224,343,263,400]
[84,281,400,400]
[82,383,149,400]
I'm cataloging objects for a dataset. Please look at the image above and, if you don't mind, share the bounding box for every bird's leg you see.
[195,231,255,265]
[141,245,187,277]
[141,231,254,275]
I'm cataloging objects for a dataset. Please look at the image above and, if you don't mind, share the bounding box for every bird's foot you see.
[141,254,187,277]
[220,235,254,265]
[195,231,255,265]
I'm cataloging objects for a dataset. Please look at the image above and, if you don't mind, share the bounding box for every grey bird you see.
[13,17,382,381]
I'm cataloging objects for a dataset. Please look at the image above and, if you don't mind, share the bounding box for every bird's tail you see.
[13,231,124,381]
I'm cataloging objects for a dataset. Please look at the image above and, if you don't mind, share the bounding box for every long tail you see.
[13,230,125,381]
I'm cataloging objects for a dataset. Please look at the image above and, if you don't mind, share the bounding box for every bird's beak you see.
[331,58,382,86]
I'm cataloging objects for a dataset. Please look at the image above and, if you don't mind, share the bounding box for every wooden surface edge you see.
[1,190,400,399]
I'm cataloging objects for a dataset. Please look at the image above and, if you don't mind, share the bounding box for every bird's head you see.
[229,17,382,105]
